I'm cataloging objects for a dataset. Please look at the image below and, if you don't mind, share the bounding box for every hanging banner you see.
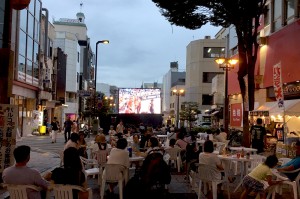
[230,103,243,127]
[0,104,18,172]
[273,62,285,108]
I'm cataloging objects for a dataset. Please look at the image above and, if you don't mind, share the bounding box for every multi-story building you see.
[185,36,226,124]
[53,12,94,121]
[0,0,55,135]
[142,82,162,89]
[217,0,300,136]
[162,62,185,125]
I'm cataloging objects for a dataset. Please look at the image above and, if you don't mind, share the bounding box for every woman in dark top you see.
[49,147,88,199]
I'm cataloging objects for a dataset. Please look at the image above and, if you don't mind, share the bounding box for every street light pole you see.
[95,40,109,91]
[94,40,109,117]
[215,58,238,135]
[172,89,184,128]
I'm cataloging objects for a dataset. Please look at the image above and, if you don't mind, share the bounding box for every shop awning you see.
[256,99,300,117]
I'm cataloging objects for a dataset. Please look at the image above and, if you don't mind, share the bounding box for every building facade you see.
[185,36,226,124]
[162,62,185,124]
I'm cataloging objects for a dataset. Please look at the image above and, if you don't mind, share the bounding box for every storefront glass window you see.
[27,13,34,38]
[19,30,27,57]
[36,1,41,22]
[26,59,33,84]
[18,55,26,73]
[26,37,33,61]
[20,9,27,32]
[33,41,39,65]
[28,0,35,15]
[34,19,39,41]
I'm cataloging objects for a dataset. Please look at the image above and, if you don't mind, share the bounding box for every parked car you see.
[198,122,211,128]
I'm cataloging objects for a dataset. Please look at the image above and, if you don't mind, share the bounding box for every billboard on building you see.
[118,88,161,114]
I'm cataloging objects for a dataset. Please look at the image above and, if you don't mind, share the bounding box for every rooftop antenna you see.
[80,1,83,12]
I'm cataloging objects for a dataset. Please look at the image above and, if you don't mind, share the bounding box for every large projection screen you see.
[119,88,161,114]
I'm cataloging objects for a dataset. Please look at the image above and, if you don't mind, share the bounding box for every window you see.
[202,94,213,105]
[180,104,185,109]
[284,0,295,24]
[203,47,225,58]
[264,4,270,26]
[17,0,41,86]
[273,0,282,31]
[203,72,222,83]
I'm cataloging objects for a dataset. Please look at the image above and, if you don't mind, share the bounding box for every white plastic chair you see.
[248,154,266,172]
[51,184,92,199]
[270,168,300,199]
[100,164,127,199]
[93,150,108,184]
[196,163,230,199]
[165,147,182,172]
[80,156,100,181]
[2,184,42,199]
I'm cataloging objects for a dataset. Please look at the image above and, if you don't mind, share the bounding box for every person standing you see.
[63,116,73,143]
[116,120,125,134]
[51,117,59,143]
[250,118,266,154]
[2,145,49,199]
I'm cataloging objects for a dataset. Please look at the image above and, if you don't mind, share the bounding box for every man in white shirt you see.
[2,145,49,199]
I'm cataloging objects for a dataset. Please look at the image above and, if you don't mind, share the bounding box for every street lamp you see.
[172,89,185,128]
[93,40,109,117]
[95,40,109,91]
[215,57,238,135]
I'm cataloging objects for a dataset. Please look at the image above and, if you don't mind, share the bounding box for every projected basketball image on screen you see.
[119,88,161,114]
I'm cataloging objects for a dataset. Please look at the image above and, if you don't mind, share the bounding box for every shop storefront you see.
[252,99,300,157]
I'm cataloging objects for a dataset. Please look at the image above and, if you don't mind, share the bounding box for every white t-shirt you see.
[3,166,49,199]
[199,152,222,180]
[107,148,130,168]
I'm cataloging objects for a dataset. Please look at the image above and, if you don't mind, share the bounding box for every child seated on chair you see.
[240,154,281,199]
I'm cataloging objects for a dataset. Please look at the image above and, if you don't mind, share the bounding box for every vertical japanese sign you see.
[0,104,18,172]
[230,103,243,127]
[273,62,285,108]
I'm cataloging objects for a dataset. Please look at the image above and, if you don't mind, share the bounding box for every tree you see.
[83,92,112,118]
[179,102,199,131]
[152,0,267,147]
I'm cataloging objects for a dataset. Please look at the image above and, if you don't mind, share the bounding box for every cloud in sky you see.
[42,0,220,88]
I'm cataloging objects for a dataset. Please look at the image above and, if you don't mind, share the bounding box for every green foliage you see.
[83,92,113,118]
[179,102,199,129]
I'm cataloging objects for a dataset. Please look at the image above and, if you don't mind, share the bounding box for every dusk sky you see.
[42,0,220,88]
